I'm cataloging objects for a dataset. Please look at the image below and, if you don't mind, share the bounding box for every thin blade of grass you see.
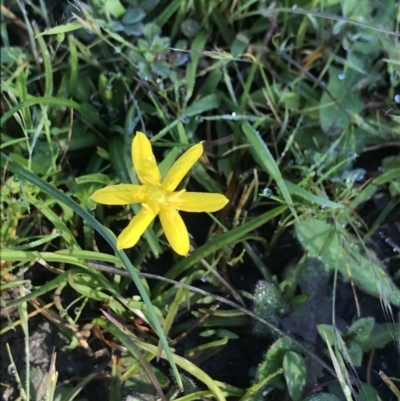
[0,97,82,126]
[35,22,84,36]
[241,122,298,220]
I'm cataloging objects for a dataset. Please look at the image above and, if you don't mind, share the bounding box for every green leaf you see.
[319,67,364,135]
[35,22,83,37]
[0,97,83,127]
[102,0,126,18]
[358,384,381,401]
[122,7,145,24]
[76,173,110,185]
[283,180,343,209]
[181,19,200,39]
[181,94,221,117]
[252,280,289,335]
[283,351,306,401]
[153,0,183,27]
[345,341,363,367]
[150,60,171,77]
[317,324,337,345]
[347,317,375,343]
[0,47,25,64]
[295,217,400,306]
[255,338,294,389]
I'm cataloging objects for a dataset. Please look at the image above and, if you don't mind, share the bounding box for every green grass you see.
[1,0,400,400]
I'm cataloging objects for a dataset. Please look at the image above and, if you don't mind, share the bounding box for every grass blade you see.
[241,122,298,221]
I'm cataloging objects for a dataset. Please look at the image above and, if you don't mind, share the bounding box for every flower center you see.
[144,186,171,213]
[148,187,167,204]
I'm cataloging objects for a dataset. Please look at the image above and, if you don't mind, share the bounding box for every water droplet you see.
[195,115,203,122]
[280,151,286,158]
[352,169,366,182]
[263,188,272,197]
[338,73,346,80]
[292,4,298,9]
[180,116,189,123]
[156,78,162,84]
[347,152,358,159]
[201,276,208,282]
[7,364,15,376]
[378,166,385,173]
[394,94,400,103]
[74,307,81,314]
[114,46,122,54]
[231,112,237,117]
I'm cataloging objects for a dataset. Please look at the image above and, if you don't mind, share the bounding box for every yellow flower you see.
[90,132,229,255]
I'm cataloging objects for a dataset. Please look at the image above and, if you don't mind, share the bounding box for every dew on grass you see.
[7,364,15,376]
[263,188,272,197]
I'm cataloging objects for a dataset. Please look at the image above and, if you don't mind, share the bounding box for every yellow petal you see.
[159,206,190,255]
[132,132,161,185]
[90,184,148,205]
[117,207,157,249]
[161,143,203,192]
[169,192,229,212]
